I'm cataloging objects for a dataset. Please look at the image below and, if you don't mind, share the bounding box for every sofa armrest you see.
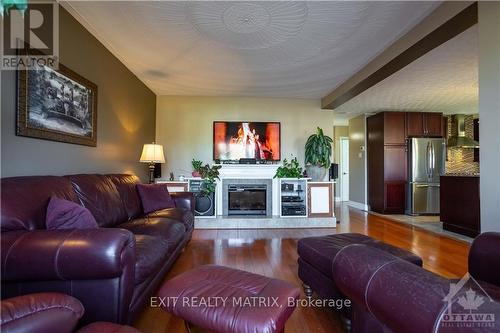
[0,292,84,333]
[469,232,500,287]
[170,192,195,213]
[1,228,135,282]
[332,244,451,333]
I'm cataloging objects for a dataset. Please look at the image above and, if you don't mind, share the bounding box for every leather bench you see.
[158,265,300,333]
[297,233,422,323]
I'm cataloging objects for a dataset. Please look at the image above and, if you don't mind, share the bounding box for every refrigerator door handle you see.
[426,142,431,178]
[431,142,436,177]
[415,184,430,188]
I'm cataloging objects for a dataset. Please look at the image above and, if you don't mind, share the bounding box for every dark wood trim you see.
[322,2,478,110]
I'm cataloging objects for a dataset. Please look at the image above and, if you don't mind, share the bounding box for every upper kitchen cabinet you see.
[384,112,406,145]
[406,112,444,137]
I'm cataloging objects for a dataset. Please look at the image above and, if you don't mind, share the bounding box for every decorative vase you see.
[306,165,327,181]
[192,171,201,178]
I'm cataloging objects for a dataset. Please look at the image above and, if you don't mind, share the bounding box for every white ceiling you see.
[333,25,478,122]
[63,1,440,98]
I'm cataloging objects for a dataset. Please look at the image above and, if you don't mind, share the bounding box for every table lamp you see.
[140,142,165,183]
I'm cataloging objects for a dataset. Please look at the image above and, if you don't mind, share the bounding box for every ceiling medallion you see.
[222,3,270,34]
[187,1,308,50]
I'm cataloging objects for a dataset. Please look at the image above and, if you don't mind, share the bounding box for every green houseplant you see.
[191,159,221,196]
[274,157,303,178]
[304,127,333,181]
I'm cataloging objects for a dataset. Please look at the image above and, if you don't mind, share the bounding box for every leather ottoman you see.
[297,233,422,319]
[158,265,300,333]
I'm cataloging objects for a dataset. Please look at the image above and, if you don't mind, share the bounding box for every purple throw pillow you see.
[46,196,98,230]
[136,183,176,214]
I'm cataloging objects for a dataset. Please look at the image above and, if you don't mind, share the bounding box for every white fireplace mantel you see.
[215,164,281,216]
[216,163,281,179]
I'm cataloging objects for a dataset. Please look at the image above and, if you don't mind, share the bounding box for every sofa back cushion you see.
[136,184,176,214]
[46,196,98,230]
[1,176,78,231]
[67,174,128,227]
[108,174,142,220]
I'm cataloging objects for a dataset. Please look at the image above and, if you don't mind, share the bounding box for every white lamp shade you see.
[140,144,165,163]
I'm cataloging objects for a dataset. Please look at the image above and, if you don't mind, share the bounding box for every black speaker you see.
[153,163,162,179]
[194,192,215,216]
[189,179,215,216]
[330,163,339,180]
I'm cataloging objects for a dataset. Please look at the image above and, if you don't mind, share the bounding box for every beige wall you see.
[156,96,334,177]
[348,115,367,206]
[1,7,156,181]
[478,2,500,232]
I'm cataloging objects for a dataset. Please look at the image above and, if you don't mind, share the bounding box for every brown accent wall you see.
[1,7,156,181]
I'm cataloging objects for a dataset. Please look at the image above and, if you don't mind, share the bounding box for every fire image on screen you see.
[214,122,280,161]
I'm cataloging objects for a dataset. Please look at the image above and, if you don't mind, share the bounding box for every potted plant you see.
[191,159,203,178]
[274,157,303,178]
[304,127,333,181]
[191,159,221,196]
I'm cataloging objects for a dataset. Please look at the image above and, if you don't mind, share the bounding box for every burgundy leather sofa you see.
[332,232,500,333]
[0,292,141,333]
[1,174,194,325]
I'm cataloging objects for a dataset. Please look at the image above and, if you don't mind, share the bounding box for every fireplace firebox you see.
[228,184,267,216]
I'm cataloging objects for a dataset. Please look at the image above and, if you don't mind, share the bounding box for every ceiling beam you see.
[322,2,478,110]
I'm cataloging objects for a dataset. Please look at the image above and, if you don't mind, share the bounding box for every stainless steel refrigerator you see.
[407,138,446,215]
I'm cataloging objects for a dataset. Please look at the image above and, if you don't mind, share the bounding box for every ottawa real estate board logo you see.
[1,0,59,70]
[441,273,496,330]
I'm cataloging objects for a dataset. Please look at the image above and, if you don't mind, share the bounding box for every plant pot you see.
[192,171,201,178]
[306,165,327,181]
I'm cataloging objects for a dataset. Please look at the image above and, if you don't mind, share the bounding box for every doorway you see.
[340,137,349,201]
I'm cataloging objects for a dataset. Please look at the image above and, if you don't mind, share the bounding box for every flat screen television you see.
[213,121,281,162]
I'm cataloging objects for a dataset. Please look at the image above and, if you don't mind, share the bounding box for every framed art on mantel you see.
[17,61,98,146]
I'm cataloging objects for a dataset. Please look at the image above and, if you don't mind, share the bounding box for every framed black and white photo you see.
[17,62,98,146]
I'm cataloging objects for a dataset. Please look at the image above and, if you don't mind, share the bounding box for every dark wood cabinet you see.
[406,112,424,137]
[441,175,480,237]
[426,113,444,136]
[367,112,407,214]
[406,112,444,137]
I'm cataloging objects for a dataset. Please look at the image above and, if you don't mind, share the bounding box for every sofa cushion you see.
[108,174,142,221]
[298,233,422,278]
[147,208,194,231]
[134,234,170,284]
[67,174,128,227]
[119,217,185,247]
[46,196,98,230]
[136,184,175,214]
[1,176,78,231]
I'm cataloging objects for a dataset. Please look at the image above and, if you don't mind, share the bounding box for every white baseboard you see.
[347,201,369,211]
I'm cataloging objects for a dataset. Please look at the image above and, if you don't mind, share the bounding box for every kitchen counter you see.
[440,175,480,237]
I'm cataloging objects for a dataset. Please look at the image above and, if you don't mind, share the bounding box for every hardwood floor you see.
[133,203,470,333]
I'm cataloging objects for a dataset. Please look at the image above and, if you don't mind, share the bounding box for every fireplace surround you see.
[222,178,273,216]
[228,184,267,216]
